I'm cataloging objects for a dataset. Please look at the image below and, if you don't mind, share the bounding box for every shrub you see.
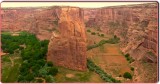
[48,67,58,76]
[47,61,53,67]
[125,53,129,58]
[101,34,104,37]
[124,53,135,63]
[123,72,132,79]
[25,74,34,81]
[126,57,130,61]
[130,67,134,71]
[45,75,55,82]
[91,32,96,35]
[114,35,117,39]
[87,29,91,32]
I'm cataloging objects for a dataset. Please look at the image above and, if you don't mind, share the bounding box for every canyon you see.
[1,2,158,83]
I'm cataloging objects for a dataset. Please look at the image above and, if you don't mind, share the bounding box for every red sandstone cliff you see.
[1,7,59,40]
[47,7,87,71]
[85,3,158,61]
[84,3,158,82]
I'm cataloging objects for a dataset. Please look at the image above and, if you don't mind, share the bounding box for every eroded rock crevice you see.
[47,7,87,71]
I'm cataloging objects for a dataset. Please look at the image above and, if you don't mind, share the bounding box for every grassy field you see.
[86,28,112,44]
[1,53,22,83]
[86,28,133,82]
[54,67,104,83]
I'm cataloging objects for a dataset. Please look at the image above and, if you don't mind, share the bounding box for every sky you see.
[1,2,155,8]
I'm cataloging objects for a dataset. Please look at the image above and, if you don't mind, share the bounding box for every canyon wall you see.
[84,3,158,82]
[1,7,59,40]
[47,7,87,71]
[85,3,158,62]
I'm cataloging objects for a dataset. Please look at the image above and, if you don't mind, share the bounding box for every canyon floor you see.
[1,28,156,83]
[1,29,132,83]
[53,28,133,82]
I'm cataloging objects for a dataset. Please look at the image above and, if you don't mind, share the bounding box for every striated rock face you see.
[47,7,87,71]
[84,3,158,59]
[1,7,59,40]
[84,3,158,82]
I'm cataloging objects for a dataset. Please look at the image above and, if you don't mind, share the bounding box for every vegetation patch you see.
[87,29,91,32]
[130,67,134,71]
[1,32,58,83]
[124,53,135,63]
[54,67,99,82]
[86,29,105,38]
[2,53,22,82]
[123,72,132,79]
[100,34,104,37]
[87,59,120,83]
[87,35,120,50]
[91,32,96,35]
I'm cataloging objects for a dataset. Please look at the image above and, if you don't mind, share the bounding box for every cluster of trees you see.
[18,32,58,82]
[2,32,58,83]
[1,32,45,54]
[124,53,135,63]
[2,33,20,54]
[87,35,120,50]
[97,32,104,37]
[87,59,120,83]
[87,29,105,37]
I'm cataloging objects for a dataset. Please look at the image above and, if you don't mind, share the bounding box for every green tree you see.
[130,67,134,71]
[101,34,104,37]
[123,72,132,79]
[47,61,53,67]
[91,32,96,35]
[87,29,91,32]
[25,74,34,82]
[45,75,55,83]
[48,67,58,76]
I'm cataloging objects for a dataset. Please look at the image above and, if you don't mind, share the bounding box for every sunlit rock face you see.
[84,3,158,59]
[83,3,158,82]
[47,7,87,71]
[1,7,59,40]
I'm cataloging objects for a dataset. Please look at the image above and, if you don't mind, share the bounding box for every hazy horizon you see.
[1,2,155,8]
